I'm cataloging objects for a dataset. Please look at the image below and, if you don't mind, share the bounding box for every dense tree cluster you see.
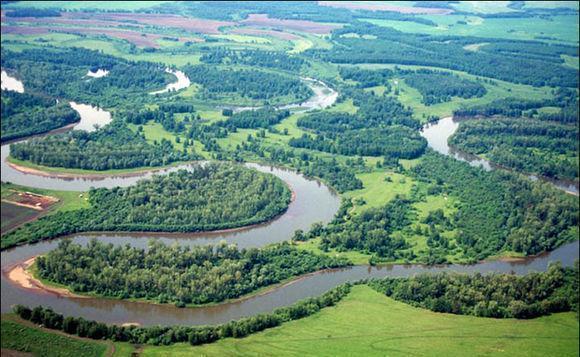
[369,262,579,318]
[1,48,171,107]
[289,126,426,158]
[450,118,579,180]
[1,163,291,249]
[454,97,549,118]
[411,152,578,259]
[201,49,306,72]
[10,120,196,170]
[290,104,426,158]
[307,23,578,87]
[37,239,347,305]
[13,283,351,346]
[232,135,363,192]
[402,70,487,105]
[1,91,80,142]
[219,107,291,129]
[4,8,61,17]
[339,67,393,89]
[182,65,312,104]
[304,197,415,259]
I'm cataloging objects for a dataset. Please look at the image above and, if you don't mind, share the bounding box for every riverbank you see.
[6,155,195,179]
[6,254,344,312]
[6,257,85,298]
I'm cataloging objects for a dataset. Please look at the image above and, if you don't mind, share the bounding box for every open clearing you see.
[141,285,580,356]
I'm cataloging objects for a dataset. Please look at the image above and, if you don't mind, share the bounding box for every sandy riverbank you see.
[6,257,85,298]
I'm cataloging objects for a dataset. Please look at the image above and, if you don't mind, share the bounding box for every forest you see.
[1,163,291,249]
[36,239,348,306]
[410,152,578,259]
[309,197,414,260]
[201,49,306,72]
[308,23,578,87]
[369,262,579,319]
[219,107,291,129]
[1,91,80,142]
[289,126,426,158]
[9,120,197,170]
[450,118,579,180]
[1,48,171,107]
[182,65,312,104]
[401,70,487,105]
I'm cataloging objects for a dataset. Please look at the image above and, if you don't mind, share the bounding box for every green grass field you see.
[344,170,415,213]
[1,317,111,357]
[363,15,579,44]
[141,285,580,357]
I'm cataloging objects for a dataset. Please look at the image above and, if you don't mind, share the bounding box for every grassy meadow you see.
[141,285,580,357]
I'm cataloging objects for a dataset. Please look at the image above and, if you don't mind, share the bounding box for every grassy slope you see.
[141,285,580,357]
[1,316,110,357]
[362,14,579,44]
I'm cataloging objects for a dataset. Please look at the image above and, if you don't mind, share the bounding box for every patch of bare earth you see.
[230,27,301,40]
[85,12,235,34]
[2,190,59,211]
[1,25,201,47]
[240,14,342,34]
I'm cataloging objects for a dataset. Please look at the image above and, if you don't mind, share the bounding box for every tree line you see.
[410,151,578,259]
[369,262,579,319]
[13,283,352,346]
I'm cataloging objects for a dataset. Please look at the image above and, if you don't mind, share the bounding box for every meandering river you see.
[150,68,191,95]
[421,117,579,195]
[0,79,577,327]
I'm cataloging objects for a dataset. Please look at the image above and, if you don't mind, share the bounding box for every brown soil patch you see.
[240,14,342,34]
[5,257,86,298]
[2,190,59,211]
[230,27,301,40]
[86,12,234,34]
[1,25,50,35]
[318,1,453,14]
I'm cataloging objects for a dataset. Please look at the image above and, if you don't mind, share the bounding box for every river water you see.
[0,82,577,327]
[223,77,339,113]
[1,70,24,93]
[150,68,191,95]
[421,117,579,195]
